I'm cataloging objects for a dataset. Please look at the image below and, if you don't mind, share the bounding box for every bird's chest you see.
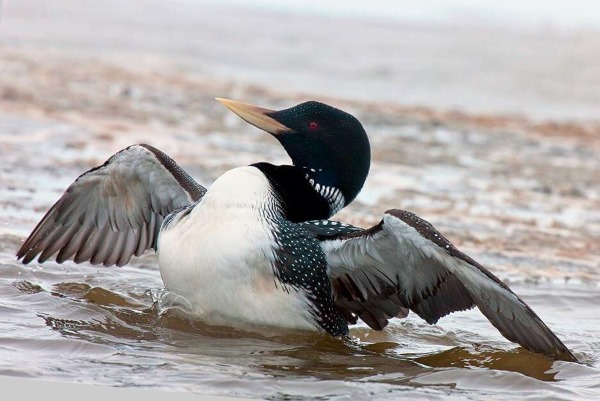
[158,203,275,297]
[156,204,317,330]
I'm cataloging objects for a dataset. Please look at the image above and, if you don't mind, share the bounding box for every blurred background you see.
[2,0,600,119]
[1,1,599,400]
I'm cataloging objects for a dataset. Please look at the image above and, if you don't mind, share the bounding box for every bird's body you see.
[159,165,349,334]
[16,98,578,362]
[158,166,326,332]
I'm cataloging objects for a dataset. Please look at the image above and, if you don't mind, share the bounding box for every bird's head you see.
[217,98,371,213]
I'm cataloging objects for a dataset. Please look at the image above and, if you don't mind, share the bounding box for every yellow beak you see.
[216,98,294,136]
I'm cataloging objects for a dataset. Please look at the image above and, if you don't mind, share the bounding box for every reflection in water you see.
[29,278,570,387]
[1,230,599,400]
[416,347,557,381]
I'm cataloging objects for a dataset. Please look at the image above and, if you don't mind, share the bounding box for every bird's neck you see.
[252,163,334,222]
[298,166,346,215]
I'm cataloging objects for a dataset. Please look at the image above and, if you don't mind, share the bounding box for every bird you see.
[16,98,577,362]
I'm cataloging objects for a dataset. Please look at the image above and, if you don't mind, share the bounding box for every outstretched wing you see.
[17,144,206,267]
[322,209,577,362]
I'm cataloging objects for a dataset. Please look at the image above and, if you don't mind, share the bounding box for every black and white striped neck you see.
[218,99,371,217]
[252,163,342,222]
[300,166,345,215]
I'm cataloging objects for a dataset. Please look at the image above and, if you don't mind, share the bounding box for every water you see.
[1,98,599,401]
[1,258,600,400]
[2,0,600,121]
[1,1,600,399]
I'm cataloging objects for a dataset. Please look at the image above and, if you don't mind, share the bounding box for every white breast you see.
[156,166,317,331]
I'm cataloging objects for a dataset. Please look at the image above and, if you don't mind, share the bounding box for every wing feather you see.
[322,209,577,361]
[17,144,206,267]
[135,221,148,256]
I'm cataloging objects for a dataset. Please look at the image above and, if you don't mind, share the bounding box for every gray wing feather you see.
[322,209,577,362]
[17,144,206,267]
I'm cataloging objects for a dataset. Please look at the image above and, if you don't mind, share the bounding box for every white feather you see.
[157,166,317,331]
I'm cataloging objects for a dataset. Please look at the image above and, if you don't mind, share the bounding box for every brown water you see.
[1,1,600,400]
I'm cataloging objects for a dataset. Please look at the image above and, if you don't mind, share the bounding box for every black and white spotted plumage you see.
[271,219,348,336]
[298,219,361,239]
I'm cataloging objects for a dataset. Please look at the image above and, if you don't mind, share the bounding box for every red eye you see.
[308,121,319,130]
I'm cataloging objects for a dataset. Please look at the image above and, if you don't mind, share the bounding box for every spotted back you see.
[297,219,361,240]
[270,218,349,336]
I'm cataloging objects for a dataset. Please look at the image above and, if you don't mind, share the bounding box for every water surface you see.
[1,2,599,400]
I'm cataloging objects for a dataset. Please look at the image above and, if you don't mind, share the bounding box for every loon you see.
[16,98,577,362]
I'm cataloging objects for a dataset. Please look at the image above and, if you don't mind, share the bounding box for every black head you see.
[217,98,371,213]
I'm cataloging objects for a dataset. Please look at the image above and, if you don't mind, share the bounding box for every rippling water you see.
[1,1,600,400]
[1,247,600,400]
[1,101,599,400]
